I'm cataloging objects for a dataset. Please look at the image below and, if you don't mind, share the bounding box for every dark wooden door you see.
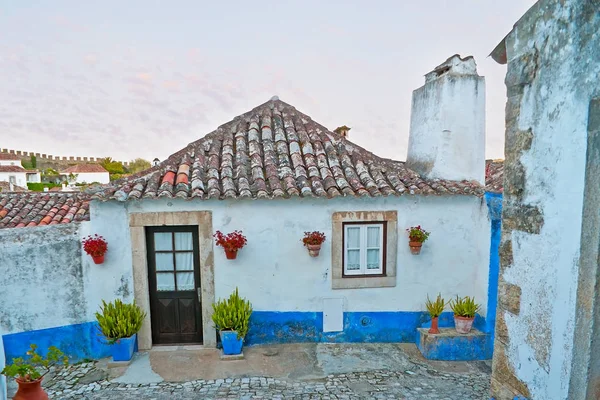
[146,226,203,344]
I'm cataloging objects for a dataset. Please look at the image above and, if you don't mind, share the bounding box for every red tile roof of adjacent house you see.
[91,99,484,201]
[0,165,27,173]
[485,160,504,194]
[0,193,90,229]
[62,164,109,174]
[0,153,22,160]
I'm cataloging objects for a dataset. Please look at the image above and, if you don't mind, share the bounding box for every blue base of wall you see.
[415,328,492,361]
[2,322,112,363]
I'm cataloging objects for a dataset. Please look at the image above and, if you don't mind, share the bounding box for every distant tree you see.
[31,155,37,168]
[128,158,151,174]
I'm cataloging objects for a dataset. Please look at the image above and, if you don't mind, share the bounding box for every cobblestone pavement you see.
[41,359,491,399]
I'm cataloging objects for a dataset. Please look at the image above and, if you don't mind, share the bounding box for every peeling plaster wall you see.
[0,206,134,361]
[115,195,490,316]
[491,1,600,399]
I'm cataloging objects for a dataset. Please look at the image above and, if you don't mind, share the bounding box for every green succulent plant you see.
[212,287,253,340]
[95,299,146,343]
[449,296,481,318]
[425,293,446,317]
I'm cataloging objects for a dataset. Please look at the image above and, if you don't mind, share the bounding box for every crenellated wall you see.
[0,148,129,169]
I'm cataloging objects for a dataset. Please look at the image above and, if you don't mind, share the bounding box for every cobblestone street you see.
[36,344,492,400]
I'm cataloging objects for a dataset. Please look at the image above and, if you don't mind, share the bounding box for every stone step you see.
[416,327,492,361]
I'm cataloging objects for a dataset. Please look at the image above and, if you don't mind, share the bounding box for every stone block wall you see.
[491,0,600,399]
[0,148,129,171]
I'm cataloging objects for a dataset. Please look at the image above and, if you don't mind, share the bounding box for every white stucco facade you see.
[88,195,490,315]
[0,171,27,188]
[71,171,110,184]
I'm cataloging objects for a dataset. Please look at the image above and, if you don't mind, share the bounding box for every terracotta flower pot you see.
[454,315,475,334]
[307,244,321,257]
[428,316,440,334]
[409,241,423,255]
[224,249,238,260]
[13,377,48,400]
[92,254,105,264]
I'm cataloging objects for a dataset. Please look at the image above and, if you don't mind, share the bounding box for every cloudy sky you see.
[0,1,536,163]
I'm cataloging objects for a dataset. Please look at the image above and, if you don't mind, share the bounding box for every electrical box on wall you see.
[323,298,344,332]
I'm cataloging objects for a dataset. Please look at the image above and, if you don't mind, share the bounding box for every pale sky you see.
[0,1,536,163]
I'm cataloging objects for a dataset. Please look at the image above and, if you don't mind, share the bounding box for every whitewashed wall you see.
[0,172,27,188]
[92,195,491,315]
[73,172,109,184]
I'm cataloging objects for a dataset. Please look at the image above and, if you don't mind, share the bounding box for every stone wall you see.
[0,148,129,171]
[491,0,600,399]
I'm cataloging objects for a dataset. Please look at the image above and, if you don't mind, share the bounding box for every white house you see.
[86,55,491,351]
[0,154,40,188]
[61,164,110,184]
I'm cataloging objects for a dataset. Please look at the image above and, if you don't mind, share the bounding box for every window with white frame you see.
[343,222,386,276]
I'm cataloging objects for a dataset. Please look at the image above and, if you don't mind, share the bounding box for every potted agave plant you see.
[425,293,445,334]
[96,299,146,362]
[212,288,253,355]
[82,234,108,264]
[1,344,68,400]
[406,225,430,255]
[214,230,247,260]
[450,296,481,334]
[302,231,326,257]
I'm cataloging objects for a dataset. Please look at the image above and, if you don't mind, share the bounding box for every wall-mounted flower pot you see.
[307,244,321,257]
[111,334,137,362]
[220,330,243,355]
[428,316,440,334]
[224,249,238,260]
[454,316,475,334]
[13,377,48,400]
[409,241,422,255]
[92,255,105,264]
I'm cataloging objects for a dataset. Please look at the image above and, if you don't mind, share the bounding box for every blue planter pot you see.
[111,334,137,362]
[220,330,243,355]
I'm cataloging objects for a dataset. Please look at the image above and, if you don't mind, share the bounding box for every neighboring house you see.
[61,164,110,184]
[0,55,503,363]
[0,154,40,187]
[0,181,27,193]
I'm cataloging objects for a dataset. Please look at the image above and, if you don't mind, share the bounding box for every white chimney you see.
[406,55,485,183]
[43,187,49,192]
[9,182,14,192]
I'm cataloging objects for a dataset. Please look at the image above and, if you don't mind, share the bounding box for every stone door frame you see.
[129,211,216,350]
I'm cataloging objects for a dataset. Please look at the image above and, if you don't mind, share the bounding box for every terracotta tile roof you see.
[485,160,504,193]
[0,193,90,229]
[0,165,27,173]
[91,99,484,201]
[0,182,27,193]
[0,153,21,160]
[62,164,108,174]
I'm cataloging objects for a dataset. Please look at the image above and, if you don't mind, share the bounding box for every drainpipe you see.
[0,332,6,400]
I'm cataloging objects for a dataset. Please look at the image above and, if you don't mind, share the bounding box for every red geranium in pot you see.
[1,344,68,400]
[214,230,247,260]
[406,225,430,255]
[302,231,326,257]
[82,234,108,264]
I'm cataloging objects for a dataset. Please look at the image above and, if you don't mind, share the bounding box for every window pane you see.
[346,227,360,248]
[176,272,195,291]
[154,232,172,251]
[157,273,175,291]
[367,249,380,270]
[156,253,174,271]
[175,252,193,271]
[346,249,361,270]
[174,232,193,250]
[367,226,380,247]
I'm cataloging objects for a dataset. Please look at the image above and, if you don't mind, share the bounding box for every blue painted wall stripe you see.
[2,322,111,363]
[485,192,503,349]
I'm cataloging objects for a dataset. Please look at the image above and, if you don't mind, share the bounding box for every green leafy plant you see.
[212,288,253,340]
[425,293,446,317]
[406,225,430,243]
[95,299,146,343]
[449,296,481,318]
[1,344,68,382]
